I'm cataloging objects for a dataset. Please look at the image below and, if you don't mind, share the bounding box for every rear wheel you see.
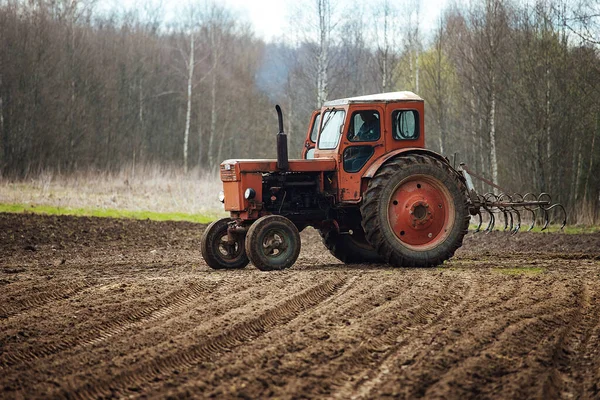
[320,226,383,264]
[361,154,469,267]
[245,215,301,271]
[201,218,249,270]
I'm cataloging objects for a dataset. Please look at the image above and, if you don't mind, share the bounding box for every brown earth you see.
[1,212,600,399]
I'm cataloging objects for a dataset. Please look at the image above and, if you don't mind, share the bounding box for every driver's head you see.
[361,111,376,122]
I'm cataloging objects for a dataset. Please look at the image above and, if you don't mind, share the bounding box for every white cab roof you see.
[323,91,423,107]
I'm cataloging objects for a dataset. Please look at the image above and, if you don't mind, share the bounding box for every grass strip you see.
[0,203,223,224]
[468,224,599,234]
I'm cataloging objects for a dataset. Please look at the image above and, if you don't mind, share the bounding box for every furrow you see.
[330,278,473,399]
[539,282,589,399]
[0,280,94,320]
[547,281,600,399]
[61,277,347,400]
[351,277,569,399]
[0,281,213,370]
[384,279,576,399]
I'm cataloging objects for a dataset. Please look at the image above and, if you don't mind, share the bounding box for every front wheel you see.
[201,218,249,270]
[245,215,301,271]
[361,154,469,267]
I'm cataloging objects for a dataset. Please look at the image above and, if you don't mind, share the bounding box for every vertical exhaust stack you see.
[275,105,289,170]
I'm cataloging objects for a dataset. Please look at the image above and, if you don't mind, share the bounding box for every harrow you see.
[459,164,567,233]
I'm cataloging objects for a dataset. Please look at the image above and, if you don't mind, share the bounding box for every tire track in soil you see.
[365,277,577,399]
[60,277,347,400]
[172,273,465,400]
[336,273,521,399]
[13,274,304,398]
[338,275,516,398]
[0,281,214,370]
[0,279,95,320]
[537,282,590,399]
[334,275,475,400]
[578,284,600,399]
[540,281,600,399]
[158,273,367,397]
[322,276,473,399]
[426,308,572,399]
[418,279,581,400]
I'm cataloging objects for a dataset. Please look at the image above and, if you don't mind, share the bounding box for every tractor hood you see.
[220,158,336,180]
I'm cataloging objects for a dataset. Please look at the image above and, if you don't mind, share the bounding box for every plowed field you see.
[1,213,600,399]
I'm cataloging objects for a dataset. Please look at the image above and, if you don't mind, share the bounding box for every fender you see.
[362,147,453,180]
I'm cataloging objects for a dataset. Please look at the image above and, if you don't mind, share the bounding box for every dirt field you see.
[1,213,600,399]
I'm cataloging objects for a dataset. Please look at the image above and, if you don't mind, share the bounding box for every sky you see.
[98,0,450,42]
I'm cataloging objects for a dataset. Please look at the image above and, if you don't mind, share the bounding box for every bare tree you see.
[371,0,403,92]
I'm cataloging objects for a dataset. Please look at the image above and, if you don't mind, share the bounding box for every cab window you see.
[318,109,346,150]
[348,110,380,142]
[392,110,419,140]
[343,146,375,172]
[310,113,321,142]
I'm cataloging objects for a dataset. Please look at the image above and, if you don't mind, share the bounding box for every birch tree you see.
[316,0,331,105]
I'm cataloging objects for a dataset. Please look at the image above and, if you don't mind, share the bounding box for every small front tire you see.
[245,215,301,271]
[201,218,249,270]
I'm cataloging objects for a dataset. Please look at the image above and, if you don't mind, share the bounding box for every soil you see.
[1,212,600,399]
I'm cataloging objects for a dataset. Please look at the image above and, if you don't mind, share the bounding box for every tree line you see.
[0,0,598,222]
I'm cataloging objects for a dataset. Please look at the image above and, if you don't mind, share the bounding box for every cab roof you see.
[323,91,423,107]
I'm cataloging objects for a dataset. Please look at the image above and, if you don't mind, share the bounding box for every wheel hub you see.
[263,232,288,256]
[409,201,433,228]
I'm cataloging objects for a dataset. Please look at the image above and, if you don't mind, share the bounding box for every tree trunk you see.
[183,33,194,174]
[197,122,204,171]
[208,27,220,169]
[489,74,498,189]
[0,72,4,170]
[583,116,597,202]
[316,0,329,106]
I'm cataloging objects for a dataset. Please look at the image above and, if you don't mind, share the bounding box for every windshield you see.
[318,109,345,150]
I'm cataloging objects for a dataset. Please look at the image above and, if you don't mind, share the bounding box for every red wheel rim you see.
[387,175,455,250]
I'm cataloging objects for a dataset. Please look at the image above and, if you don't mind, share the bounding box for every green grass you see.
[492,267,545,275]
[0,203,223,224]
[468,224,600,234]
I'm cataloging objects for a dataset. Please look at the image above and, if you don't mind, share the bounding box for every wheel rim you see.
[260,228,292,261]
[387,174,455,250]
[215,231,244,261]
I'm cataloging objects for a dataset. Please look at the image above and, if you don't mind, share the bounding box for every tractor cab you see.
[302,91,426,202]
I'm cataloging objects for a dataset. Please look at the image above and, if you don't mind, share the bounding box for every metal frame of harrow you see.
[459,164,567,234]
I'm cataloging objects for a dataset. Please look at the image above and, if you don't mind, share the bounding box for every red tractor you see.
[201,91,564,271]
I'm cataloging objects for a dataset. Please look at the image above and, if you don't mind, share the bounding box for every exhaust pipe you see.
[275,105,289,170]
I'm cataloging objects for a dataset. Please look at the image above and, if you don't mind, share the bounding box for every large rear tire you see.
[245,215,301,271]
[201,218,249,270]
[320,226,383,264]
[361,154,469,267]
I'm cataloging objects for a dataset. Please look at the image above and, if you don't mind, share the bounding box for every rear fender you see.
[361,148,460,192]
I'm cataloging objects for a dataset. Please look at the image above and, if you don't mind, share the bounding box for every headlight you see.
[244,188,256,200]
[218,190,225,203]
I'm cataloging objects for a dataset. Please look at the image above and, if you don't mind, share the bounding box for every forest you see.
[0,0,598,223]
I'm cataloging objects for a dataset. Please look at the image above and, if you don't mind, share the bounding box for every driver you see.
[353,111,380,141]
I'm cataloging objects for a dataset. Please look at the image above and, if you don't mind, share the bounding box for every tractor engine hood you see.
[220,159,337,182]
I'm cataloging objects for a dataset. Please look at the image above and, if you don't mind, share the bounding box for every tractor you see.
[201,91,565,271]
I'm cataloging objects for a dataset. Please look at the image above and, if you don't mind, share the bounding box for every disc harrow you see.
[459,164,567,233]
